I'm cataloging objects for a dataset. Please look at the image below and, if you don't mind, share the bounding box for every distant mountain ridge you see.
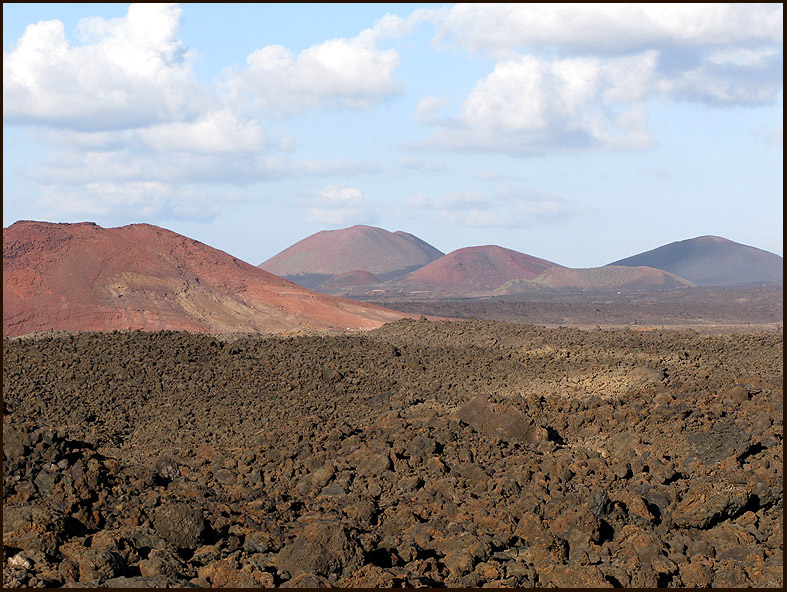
[609,235,783,286]
[364,246,693,298]
[3,221,410,337]
[267,227,777,297]
[5,221,781,336]
[259,225,444,288]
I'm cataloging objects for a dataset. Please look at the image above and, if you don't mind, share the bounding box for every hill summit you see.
[259,225,444,288]
[609,235,783,286]
[3,221,410,337]
[397,245,561,294]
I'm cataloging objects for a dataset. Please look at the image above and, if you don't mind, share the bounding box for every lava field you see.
[3,318,783,587]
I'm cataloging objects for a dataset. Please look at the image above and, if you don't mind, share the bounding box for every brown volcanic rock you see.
[2,321,783,588]
[259,225,444,288]
[2,221,410,337]
[609,235,783,287]
[395,245,560,295]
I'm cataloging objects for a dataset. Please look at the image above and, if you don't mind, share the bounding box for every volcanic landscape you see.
[3,221,783,588]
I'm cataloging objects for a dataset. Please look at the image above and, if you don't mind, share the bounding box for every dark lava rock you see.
[152,502,204,549]
[2,320,782,588]
[277,520,363,581]
[688,418,752,466]
[673,483,751,529]
[457,395,547,445]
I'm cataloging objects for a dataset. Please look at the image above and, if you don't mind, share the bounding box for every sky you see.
[3,3,783,269]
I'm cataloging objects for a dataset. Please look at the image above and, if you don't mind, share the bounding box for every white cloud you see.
[656,50,783,104]
[32,148,380,187]
[462,55,599,132]
[136,111,269,153]
[707,47,779,67]
[306,185,374,226]
[415,95,449,124]
[417,4,782,155]
[47,110,270,154]
[3,3,211,130]
[224,23,402,116]
[313,185,365,206]
[407,186,577,228]
[433,4,782,55]
[36,181,224,222]
[422,53,658,154]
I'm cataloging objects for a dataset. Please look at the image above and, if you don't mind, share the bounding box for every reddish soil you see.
[259,225,444,287]
[2,221,411,337]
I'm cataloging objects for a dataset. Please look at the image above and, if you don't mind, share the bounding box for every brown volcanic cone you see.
[609,235,783,286]
[397,245,561,295]
[3,221,411,337]
[496,265,695,294]
[259,225,444,288]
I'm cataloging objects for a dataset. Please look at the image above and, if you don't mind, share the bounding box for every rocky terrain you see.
[3,319,782,587]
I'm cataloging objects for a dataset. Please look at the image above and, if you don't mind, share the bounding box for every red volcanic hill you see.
[3,221,411,337]
[397,245,561,295]
[259,225,444,288]
[609,235,783,287]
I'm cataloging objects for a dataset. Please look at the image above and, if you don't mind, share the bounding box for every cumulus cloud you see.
[31,148,379,187]
[135,110,270,153]
[418,4,782,154]
[306,185,375,226]
[415,95,450,124]
[35,181,224,222]
[3,3,210,130]
[220,8,433,117]
[46,110,271,154]
[432,4,782,56]
[223,23,403,116]
[421,53,658,154]
[656,49,783,105]
[406,186,577,228]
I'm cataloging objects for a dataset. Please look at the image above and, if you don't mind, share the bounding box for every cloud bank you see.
[3,3,782,225]
[418,3,783,154]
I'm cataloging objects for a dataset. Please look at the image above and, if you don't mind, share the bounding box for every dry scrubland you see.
[3,316,783,588]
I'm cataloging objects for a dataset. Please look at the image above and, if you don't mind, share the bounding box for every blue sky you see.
[3,3,783,268]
